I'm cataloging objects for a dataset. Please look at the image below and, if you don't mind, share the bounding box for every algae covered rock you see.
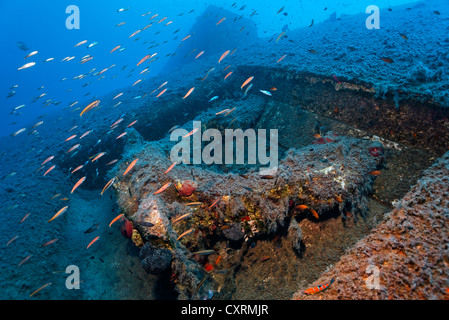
[139,242,173,274]
[222,223,245,241]
[288,218,303,254]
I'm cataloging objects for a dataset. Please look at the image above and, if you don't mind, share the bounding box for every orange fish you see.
[79,130,92,139]
[65,135,77,142]
[101,178,116,195]
[41,239,58,247]
[335,195,343,203]
[71,176,86,194]
[218,50,230,63]
[176,228,194,241]
[183,128,199,138]
[74,40,87,47]
[111,118,124,127]
[295,205,308,211]
[116,132,127,139]
[369,170,381,176]
[209,197,222,209]
[18,254,32,266]
[137,54,150,66]
[277,54,286,63]
[109,214,124,227]
[157,81,168,90]
[110,45,121,53]
[241,76,254,89]
[106,159,118,166]
[164,162,177,174]
[154,182,172,195]
[216,108,230,115]
[216,17,226,25]
[48,206,68,222]
[195,51,204,59]
[303,278,335,295]
[71,165,84,174]
[276,32,285,42]
[123,158,139,175]
[156,88,167,98]
[30,282,52,297]
[127,120,137,127]
[48,206,69,222]
[381,57,393,64]
[310,209,319,219]
[91,152,106,162]
[80,100,100,116]
[20,213,30,224]
[6,235,18,246]
[66,144,80,153]
[113,93,123,100]
[41,156,54,166]
[43,165,56,176]
[87,236,100,249]
[224,71,233,80]
[49,194,60,201]
[183,87,195,99]
[224,107,236,116]
[129,29,141,38]
[172,212,192,224]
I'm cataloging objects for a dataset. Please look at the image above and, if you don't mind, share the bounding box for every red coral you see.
[204,263,214,272]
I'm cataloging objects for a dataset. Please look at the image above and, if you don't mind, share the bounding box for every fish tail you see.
[330,277,335,285]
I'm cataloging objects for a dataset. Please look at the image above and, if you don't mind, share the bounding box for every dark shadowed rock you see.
[139,242,173,274]
[222,223,244,241]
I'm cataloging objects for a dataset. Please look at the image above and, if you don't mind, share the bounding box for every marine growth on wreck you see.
[0,0,448,304]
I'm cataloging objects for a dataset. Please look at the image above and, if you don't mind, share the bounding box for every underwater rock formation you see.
[139,242,173,274]
[294,151,449,300]
[287,218,303,254]
[112,119,383,298]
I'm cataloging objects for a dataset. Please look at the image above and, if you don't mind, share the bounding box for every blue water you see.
[0,0,416,137]
[2,0,442,301]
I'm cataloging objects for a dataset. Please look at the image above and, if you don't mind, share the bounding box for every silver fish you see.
[259,90,272,96]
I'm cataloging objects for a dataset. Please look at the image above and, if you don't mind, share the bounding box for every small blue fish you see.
[209,96,219,102]
[259,90,272,96]
[93,139,101,147]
